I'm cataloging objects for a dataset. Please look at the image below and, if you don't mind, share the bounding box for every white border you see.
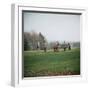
[11,4,87,87]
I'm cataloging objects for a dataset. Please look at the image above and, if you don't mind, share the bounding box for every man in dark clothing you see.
[63,41,66,51]
[68,43,71,50]
[43,42,47,52]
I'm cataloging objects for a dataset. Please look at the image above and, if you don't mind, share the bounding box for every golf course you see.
[24,48,80,77]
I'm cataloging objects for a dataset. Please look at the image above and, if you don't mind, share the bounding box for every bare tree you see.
[24,31,47,51]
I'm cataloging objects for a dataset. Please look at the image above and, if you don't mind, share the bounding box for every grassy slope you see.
[24,48,80,77]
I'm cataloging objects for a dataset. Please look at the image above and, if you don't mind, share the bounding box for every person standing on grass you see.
[43,42,47,52]
[63,41,66,51]
[37,42,40,50]
[68,43,71,50]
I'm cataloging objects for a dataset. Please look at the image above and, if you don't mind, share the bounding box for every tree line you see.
[24,31,80,51]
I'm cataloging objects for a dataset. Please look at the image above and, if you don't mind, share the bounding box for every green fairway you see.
[24,48,80,77]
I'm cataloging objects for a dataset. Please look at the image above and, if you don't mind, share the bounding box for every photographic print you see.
[23,11,80,77]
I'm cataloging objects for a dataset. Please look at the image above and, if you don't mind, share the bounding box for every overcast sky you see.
[23,12,80,42]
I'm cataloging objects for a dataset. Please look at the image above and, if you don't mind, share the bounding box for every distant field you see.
[24,48,80,77]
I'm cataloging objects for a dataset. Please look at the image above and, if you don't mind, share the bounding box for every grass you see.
[24,48,80,77]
